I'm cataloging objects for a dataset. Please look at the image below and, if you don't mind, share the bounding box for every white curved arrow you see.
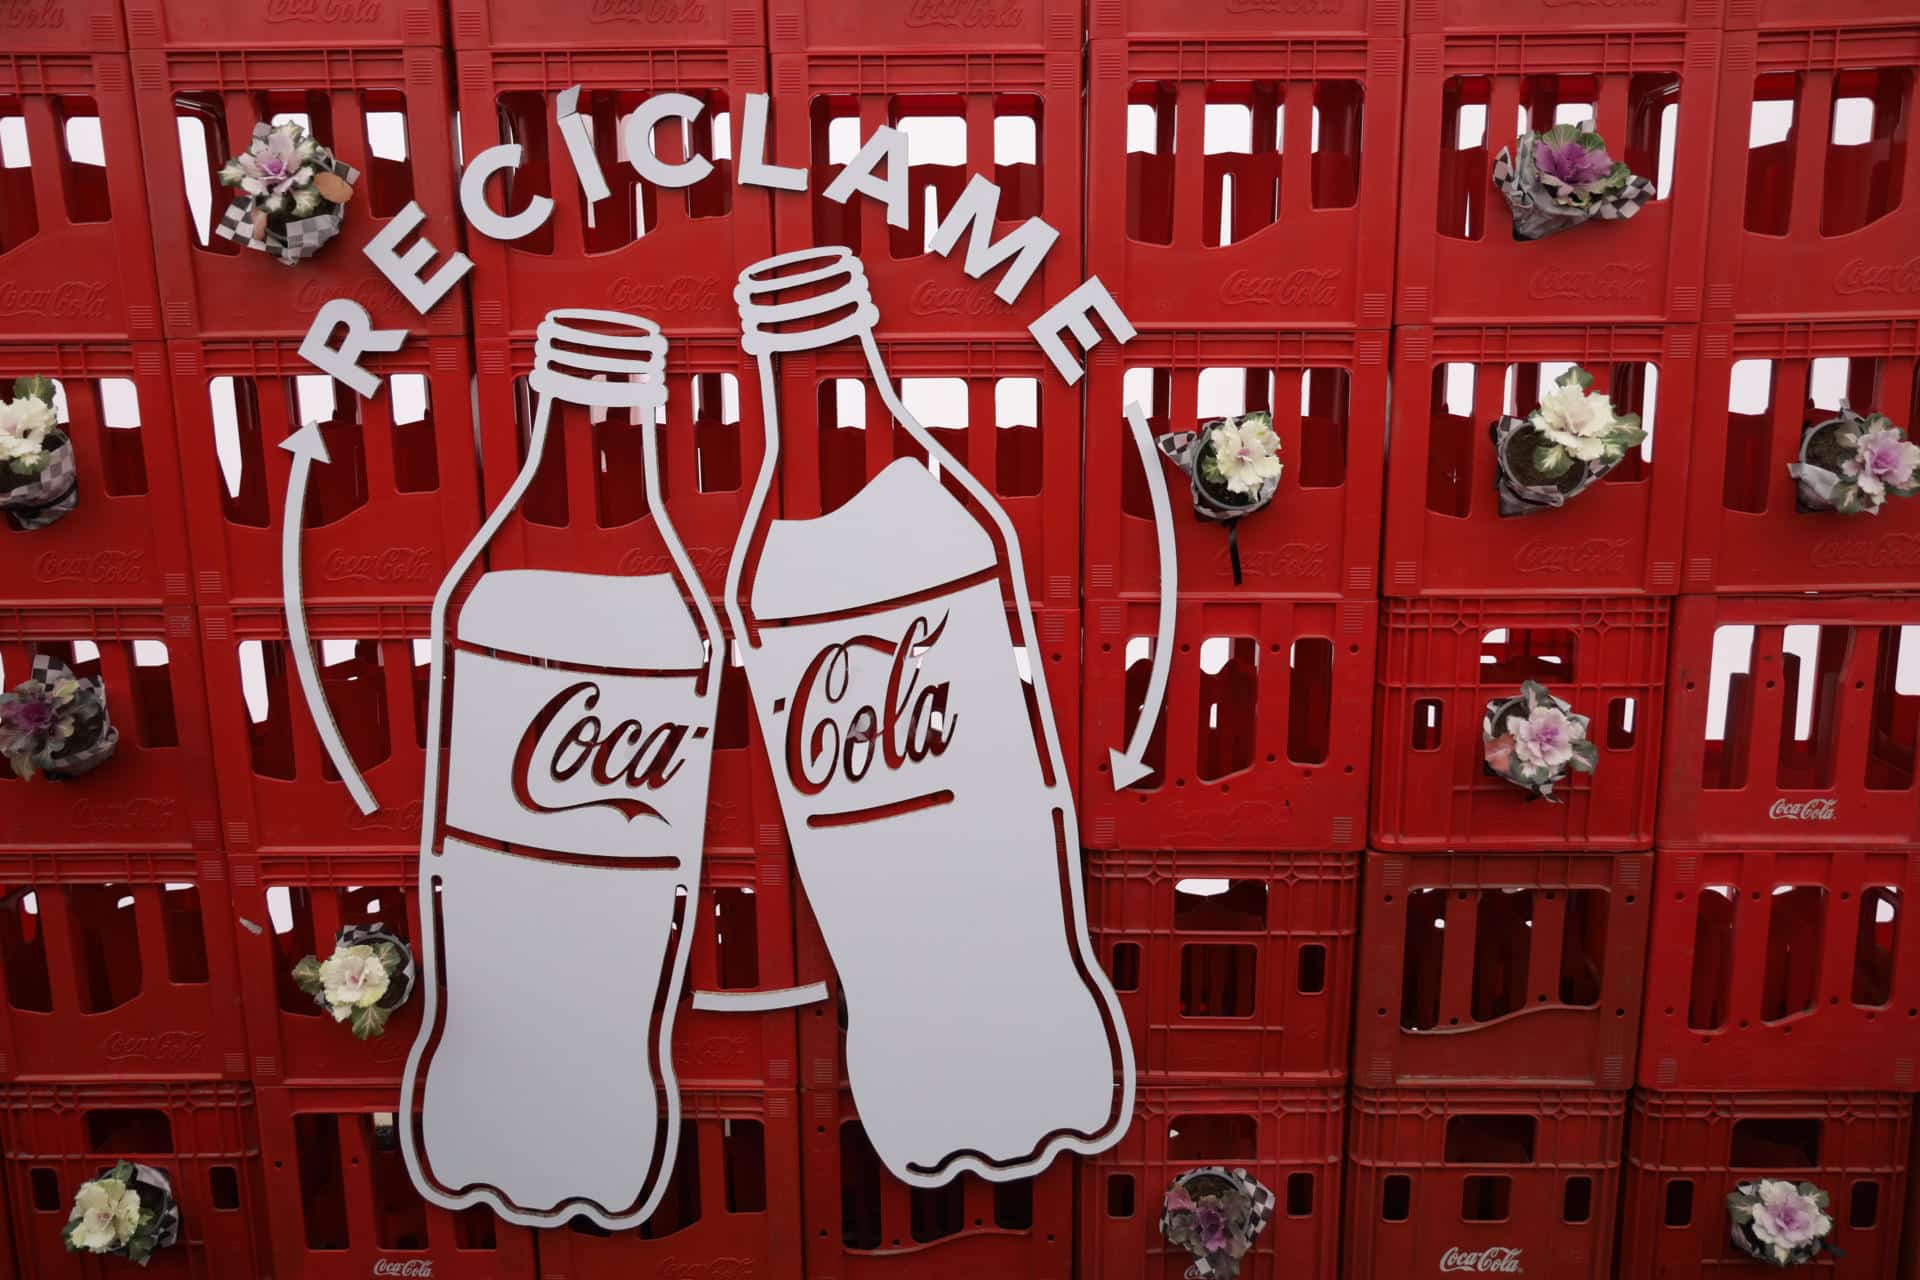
[1110,400,1177,790]
[280,422,379,815]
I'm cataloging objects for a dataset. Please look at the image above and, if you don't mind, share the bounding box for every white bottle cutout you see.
[400,311,723,1229]
[726,247,1135,1185]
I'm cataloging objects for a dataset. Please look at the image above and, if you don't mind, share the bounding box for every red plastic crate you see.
[456,48,773,339]
[1383,325,1694,597]
[534,1088,804,1280]
[1621,1090,1910,1280]
[256,1085,537,1280]
[1080,1084,1344,1280]
[1726,0,1920,27]
[0,607,219,852]
[772,0,1079,51]
[0,343,193,610]
[454,0,763,49]
[1641,848,1920,1091]
[1085,850,1358,1082]
[799,1086,1072,1280]
[173,335,482,610]
[1346,1087,1626,1280]
[1086,37,1402,332]
[123,0,443,48]
[1685,320,1920,594]
[769,47,1083,338]
[0,53,163,343]
[1353,850,1651,1091]
[1703,25,1920,324]
[1083,598,1375,851]
[132,45,464,340]
[1397,30,1719,326]
[0,1081,266,1280]
[1089,0,1399,38]
[1372,596,1670,851]
[669,846,801,1091]
[1408,0,1722,32]
[1084,329,1387,601]
[772,337,1079,609]
[1,0,125,52]
[1660,594,1920,850]
[0,851,246,1082]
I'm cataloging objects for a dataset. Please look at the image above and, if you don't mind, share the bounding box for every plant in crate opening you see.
[216,121,359,266]
[1726,1179,1839,1268]
[1157,412,1283,585]
[0,375,76,530]
[0,655,117,780]
[64,1161,180,1267]
[292,923,417,1040]
[1159,1166,1276,1280]
[1788,403,1920,517]
[1492,122,1655,243]
[1493,364,1645,516]
[1481,680,1595,803]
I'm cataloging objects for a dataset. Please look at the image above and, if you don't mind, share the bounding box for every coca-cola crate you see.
[456,48,772,339]
[0,53,163,342]
[1660,594,1920,850]
[1372,596,1670,852]
[123,0,443,49]
[1085,850,1358,1082]
[1081,1084,1345,1280]
[1382,325,1695,598]
[1084,329,1387,601]
[0,850,246,1081]
[1,0,125,52]
[1397,29,1720,327]
[1354,850,1651,1091]
[1640,848,1920,1091]
[1089,0,1399,39]
[671,846,802,1091]
[454,0,762,49]
[173,335,482,610]
[132,45,463,340]
[772,337,1079,609]
[1408,0,1722,32]
[0,606,219,853]
[534,1088,804,1280]
[1346,1087,1626,1280]
[255,1085,537,1280]
[1704,24,1920,326]
[0,343,193,610]
[1083,598,1374,851]
[799,1086,1073,1280]
[1621,1090,1910,1280]
[1726,0,1920,27]
[772,0,1078,52]
[1685,320,1920,594]
[769,47,1083,338]
[1086,37,1402,331]
[0,1081,266,1280]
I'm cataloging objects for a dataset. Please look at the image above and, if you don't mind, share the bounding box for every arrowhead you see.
[1108,748,1155,791]
[279,422,331,465]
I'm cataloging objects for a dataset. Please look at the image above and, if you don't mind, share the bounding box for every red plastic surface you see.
[0,851,246,1081]
[670,848,800,1091]
[1372,596,1670,851]
[1397,30,1719,326]
[0,1081,266,1280]
[1080,1084,1344,1280]
[533,1088,804,1280]
[1659,594,1920,850]
[1085,850,1357,1082]
[1408,0,1721,32]
[131,45,465,340]
[1082,598,1375,851]
[1685,321,1920,594]
[1086,37,1402,332]
[255,1085,536,1279]
[456,49,772,338]
[0,53,163,343]
[1726,0,1920,26]
[800,1086,1073,1280]
[769,48,1083,337]
[1083,329,1387,601]
[1641,848,1920,1090]
[1382,325,1694,597]
[0,344,193,610]
[174,336,482,610]
[1620,1091,1910,1280]
[1353,850,1650,1090]
[453,0,763,49]
[1703,25,1920,323]
[0,607,219,852]
[1,0,125,51]
[1346,1087,1626,1280]
[122,0,444,48]
[1088,0,1399,39]
[772,0,1080,50]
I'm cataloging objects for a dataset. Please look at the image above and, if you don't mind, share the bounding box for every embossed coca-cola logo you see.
[588,0,708,22]
[34,549,145,586]
[1218,268,1341,308]
[266,0,383,21]
[72,798,176,830]
[321,547,434,583]
[514,681,700,822]
[1541,0,1658,8]
[909,281,1004,318]
[1226,543,1326,578]
[1834,257,1920,297]
[1528,262,1650,302]
[618,546,732,579]
[609,276,723,314]
[349,799,424,832]
[296,278,404,314]
[102,1031,207,1065]
[788,613,955,798]
[1809,533,1920,571]
[371,1261,434,1278]
[903,0,1023,28]
[1769,798,1836,821]
[1512,538,1629,575]
[1224,0,1344,13]
[1440,1246,1524,1274]
[0,281,107,320]
[659,1260,755,1280]
[3,0,66,29]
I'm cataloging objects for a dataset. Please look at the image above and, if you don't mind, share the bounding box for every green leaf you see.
[291,955,324,997]
[1519,680,1553,707]
[12,375,54,404]
[371,940,404,974]
[1238,410,1272,433]
[1569,740,1599,772]
[1558,364,1596,392]
[1832,484,1867,516]
[350,1004,390,1040]
[1533,443,1572,477]
[1540,122,1583,148]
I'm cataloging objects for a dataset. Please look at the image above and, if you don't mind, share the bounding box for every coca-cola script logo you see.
[3,0,65,29]
[514,682,700,822]
[372,1261,434,1278]
[588,0,708,21]
[787,613,955,797]
[904,0,1023,28]
[296,278,404,315]
[1225,0,1343,13]
[0,281,107,320]
[1440,1246,1524,1274]
[34,549,145,586]
[619,545,733,581]
[659,1260,755,1280]
[322,547,434,583]
[1810,533,1920,571]
[1228,543,1327,578]
[102,1031,207,1066]
[609,275,724,314]
[1513,538,1629,575]
[72,798,177,831]
[350,799,424,832]
[910,281,1005,318]
[1834,257,1920,297]
[266,0,382,22]
[1769,798,1837,822]
[1219,268,1342,308]
[1528,261,1650,302]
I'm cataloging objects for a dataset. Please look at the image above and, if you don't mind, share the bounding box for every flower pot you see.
[1492,418,1614,516]
[40,713,119,782]
[0,431,77,530]
[1791,414,1854,513]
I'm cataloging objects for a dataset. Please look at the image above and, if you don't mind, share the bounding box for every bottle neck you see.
[531,309,668,412]
[735,247,879,358]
